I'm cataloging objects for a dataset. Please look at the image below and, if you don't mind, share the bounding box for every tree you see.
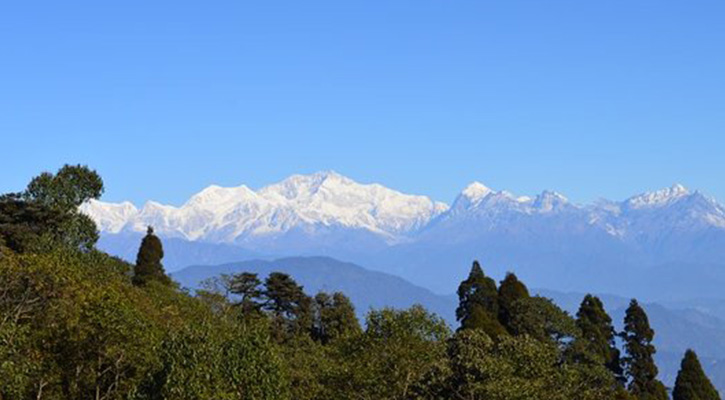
[507,296,578,347]
[417,329,620,400]
[621,299,668,400]
[498,272,530,332]
[132,226,171,286]
[263,272,313,341]
[312,291,361,344]
[0,164,104,253]
[343,305,450,400]
[672,349,721,400]
[574,295,623,381]
[456,261,506,338]
[229,272,264,316]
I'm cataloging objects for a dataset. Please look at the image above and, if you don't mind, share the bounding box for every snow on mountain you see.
[81,171,448,244]
[82,176,725,247]
[625,184,691,209]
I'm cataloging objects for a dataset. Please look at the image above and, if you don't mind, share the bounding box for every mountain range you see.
[82,171,725,299]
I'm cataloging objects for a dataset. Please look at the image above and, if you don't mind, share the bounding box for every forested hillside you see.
[1,165,720,399]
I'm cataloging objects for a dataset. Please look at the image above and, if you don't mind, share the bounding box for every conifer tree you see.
[132,226,171,286]
[622,299,668,400]
[263,272,312,340]
[673,349,721,400]
[229,272,263,315]
[456,261,506,338]
[575,294,623,381]
[497,272,530,331]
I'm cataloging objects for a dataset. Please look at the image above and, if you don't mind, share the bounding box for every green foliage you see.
[133,227,172,286]
[5,166,719,400]
[24,164,104,211]
[417,329,619,400]
[507,295,578,347]
[498,272,530,332]
[230,272,264,315]
[456,261,506,337]
[622,299,669,400]
[262,272,313,341]
[337,305,451,400]
[0,248,288,400]
[574,294,624,381]
[0,164,104,253]
[673,350,721,400]
[312,291,361,344]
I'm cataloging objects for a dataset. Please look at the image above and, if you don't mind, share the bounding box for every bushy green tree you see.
[672,349,721,400]
[312,291,361,344]
[507,295,578,347]
[416,329,619,400]
[621,299,668,400]
[574,295,623,381]
[0,164,103,253]
[456,261,506,338]
[132,226,171,286]
[338,305,450,400]
[263,272,313,341]
[498,272,530,332]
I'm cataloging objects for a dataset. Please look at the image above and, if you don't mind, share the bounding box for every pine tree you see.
[622,299,668,400]
[263,272,312,341]
[497,272,529,332]
[673,349,721,400]
[575,294,624,381]
[229,272,263,315]
[456,261,506,338]
[132,226,171,286]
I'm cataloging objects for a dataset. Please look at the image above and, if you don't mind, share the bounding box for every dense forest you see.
[0,165,720,400]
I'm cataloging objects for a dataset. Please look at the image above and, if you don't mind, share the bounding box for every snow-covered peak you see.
[185,184,257,210]
[79,199,139,233]
[461,182,493,202]
[532,190,570,212]
[259,170,351,201]
[626,184,691,209]
[81,171,447,242]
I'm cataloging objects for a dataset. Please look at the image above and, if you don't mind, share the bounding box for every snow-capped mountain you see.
[81,171,448,245]
[84,172,725,298]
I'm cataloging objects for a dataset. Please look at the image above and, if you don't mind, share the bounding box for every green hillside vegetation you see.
[0,165,720,400]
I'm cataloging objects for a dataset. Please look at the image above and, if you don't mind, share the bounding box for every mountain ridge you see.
[83,172,725,297]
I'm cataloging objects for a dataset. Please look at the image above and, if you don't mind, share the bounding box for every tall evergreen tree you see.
[229,272,264,316]
[497,272,530,332]
[132,226,171,286]
[622,299,668,400]
[575,294,624,381]
[456,261,506,338]
[673,349,721,400]
[263,272,312,340]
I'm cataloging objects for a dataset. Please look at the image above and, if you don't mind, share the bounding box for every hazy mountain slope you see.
[172,256,457,322]
[97,232,264,271]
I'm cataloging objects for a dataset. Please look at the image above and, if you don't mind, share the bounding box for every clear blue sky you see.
[2,1,724,206]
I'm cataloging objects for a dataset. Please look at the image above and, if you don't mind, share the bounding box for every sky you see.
[1,1,724,206]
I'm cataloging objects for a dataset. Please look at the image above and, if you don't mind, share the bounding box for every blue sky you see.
[1,1,724,206]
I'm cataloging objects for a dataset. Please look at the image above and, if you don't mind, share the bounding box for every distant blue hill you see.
[172,256,457,323]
